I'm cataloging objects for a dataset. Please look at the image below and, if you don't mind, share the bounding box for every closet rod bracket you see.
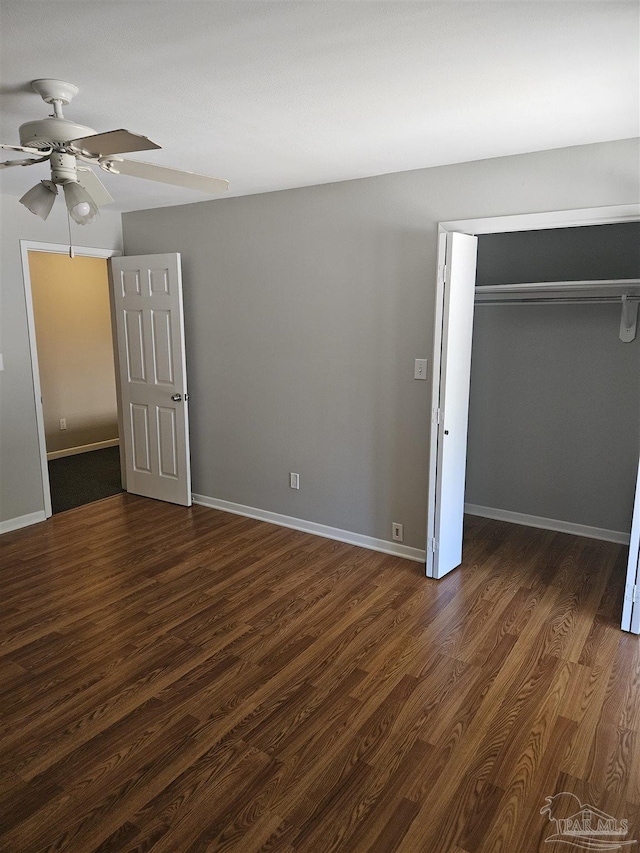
[620,295,638,343]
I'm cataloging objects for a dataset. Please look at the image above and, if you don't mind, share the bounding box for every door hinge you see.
[634,585,638,604]
[429,537,438,553]
[433,408,442,425]
[438,263,447,286]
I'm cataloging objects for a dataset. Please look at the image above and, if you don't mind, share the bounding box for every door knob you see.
[171,393,182,402]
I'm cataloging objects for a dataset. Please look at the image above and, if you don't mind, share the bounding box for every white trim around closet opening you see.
[439,204,640,236]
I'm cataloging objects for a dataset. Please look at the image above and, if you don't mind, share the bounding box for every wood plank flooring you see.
[0,494,637,853]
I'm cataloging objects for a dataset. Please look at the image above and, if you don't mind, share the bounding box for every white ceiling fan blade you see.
[77,166,114,207]
[69,129,161,157]
[104,158,229,194]
[0,155,50,169]
[2,142,45,155]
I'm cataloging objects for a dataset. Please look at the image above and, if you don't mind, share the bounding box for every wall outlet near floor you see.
[392,522,404,542]
[59,418,67,430]
[290,472,300,490]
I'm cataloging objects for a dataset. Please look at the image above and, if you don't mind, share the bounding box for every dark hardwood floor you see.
[0,494,637,853]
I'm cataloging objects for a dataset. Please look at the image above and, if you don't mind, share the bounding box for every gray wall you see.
[476,222,640,285]
[122,139,639,549]
[466,303,639,533]
[468,223,640,534]
[0,194,122,523]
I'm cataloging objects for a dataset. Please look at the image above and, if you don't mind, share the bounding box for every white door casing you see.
[110,253,192,506]
[427,231,478,578]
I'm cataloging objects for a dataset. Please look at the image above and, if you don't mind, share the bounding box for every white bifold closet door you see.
[622,458,640,633]
[110,253,192,506]
[427,231,478,578]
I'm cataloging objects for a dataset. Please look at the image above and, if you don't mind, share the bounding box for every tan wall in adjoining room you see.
[29,251,119,454]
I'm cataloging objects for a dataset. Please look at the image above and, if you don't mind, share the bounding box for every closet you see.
[465,222,640,543]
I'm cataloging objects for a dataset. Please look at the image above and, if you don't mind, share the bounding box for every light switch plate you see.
[414,358,428,380]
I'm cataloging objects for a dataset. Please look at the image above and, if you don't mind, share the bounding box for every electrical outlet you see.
[290,472,300,490]
[392,522,404,542]
[59,418,67,430]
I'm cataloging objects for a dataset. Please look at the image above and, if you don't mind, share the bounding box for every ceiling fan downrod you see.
[50,99,65,120]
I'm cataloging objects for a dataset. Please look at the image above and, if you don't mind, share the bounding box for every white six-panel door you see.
[110,253,192,506]
[427,231,478,578]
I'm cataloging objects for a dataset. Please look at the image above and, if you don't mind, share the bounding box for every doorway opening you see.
[21,241,124,517]
[466,222,640,541]
[28,250,123,514]
[23,242,193,518]
[426,204,640,633]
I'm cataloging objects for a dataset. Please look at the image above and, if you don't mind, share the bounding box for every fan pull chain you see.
[66,209,75,258]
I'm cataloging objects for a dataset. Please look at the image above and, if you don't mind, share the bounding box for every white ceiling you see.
[0,1,638,212]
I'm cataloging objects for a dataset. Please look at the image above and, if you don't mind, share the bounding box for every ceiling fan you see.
[1,79,229,224]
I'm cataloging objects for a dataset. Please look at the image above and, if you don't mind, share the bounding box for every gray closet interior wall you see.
[466,223,640,535]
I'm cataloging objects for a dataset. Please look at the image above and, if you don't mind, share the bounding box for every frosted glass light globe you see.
[63,181,99,225]
[72,201,91,218]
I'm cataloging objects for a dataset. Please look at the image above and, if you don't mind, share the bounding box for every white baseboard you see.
[192,494,426,563]
[0,511,47,535]
[464,503,630,545]
[47,438,120,461]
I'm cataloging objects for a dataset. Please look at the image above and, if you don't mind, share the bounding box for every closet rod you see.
[474,283,640,342]
[476,278,640,294]
[475,296,640,307]
[475,279,640,306]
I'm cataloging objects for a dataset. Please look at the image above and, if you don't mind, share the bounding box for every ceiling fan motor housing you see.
[19,117,97,151]
[49,151,80,184]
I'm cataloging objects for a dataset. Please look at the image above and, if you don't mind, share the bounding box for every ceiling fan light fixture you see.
[63,180,99,225]
[6,80,228,222]
[19,179,58,220]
